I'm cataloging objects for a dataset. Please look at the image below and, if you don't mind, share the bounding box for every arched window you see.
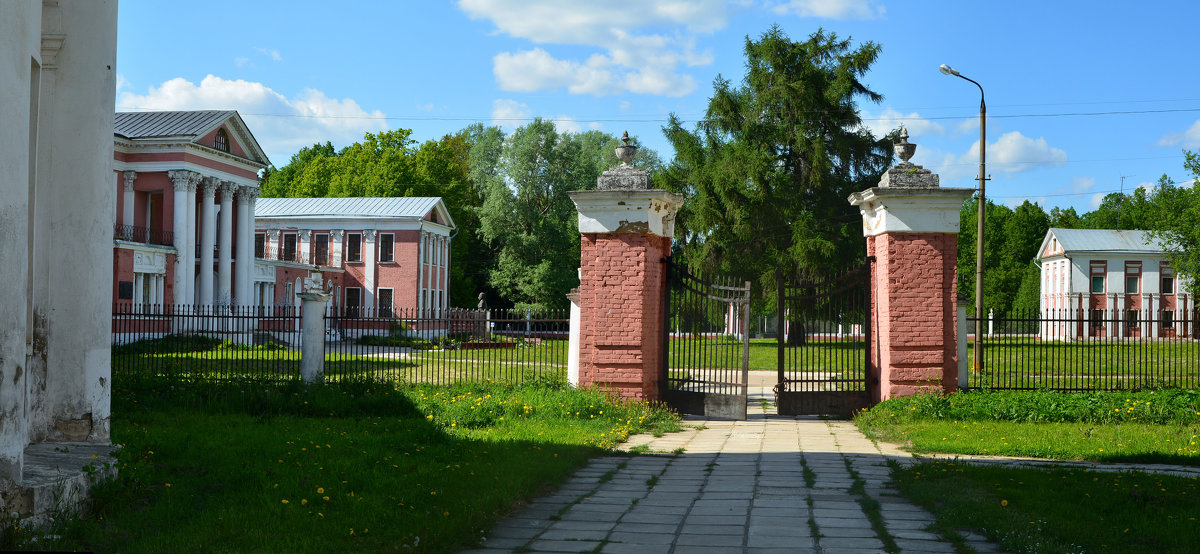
[214,128,230,153]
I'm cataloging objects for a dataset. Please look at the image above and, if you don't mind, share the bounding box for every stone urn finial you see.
[615,130,637,165]
[894,126,916,164]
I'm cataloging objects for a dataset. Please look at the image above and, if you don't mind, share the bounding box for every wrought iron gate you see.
[774,259,873,416]
[662,258,751,419]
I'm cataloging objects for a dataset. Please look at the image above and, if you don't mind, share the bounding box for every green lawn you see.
[892,461,1200,553]
[858,389,1200,554]
[9,367,679,552]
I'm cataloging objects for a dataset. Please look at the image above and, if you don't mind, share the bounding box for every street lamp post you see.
[940,63,986,372]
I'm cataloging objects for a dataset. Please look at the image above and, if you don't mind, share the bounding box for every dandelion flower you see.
[281,499,290,504]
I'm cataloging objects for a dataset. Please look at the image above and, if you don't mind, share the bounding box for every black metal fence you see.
[111,304,302,380]
[113,223,173,246]
[323,306,569,384]
[969,307,1200,390]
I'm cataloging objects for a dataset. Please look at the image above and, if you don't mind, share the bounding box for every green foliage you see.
[111,334,222,355]
[474,120,660,309]
[860,389,1200,425]
[662,26,891,308]
[1147,165,1200,295]
[1011,261,1042,314]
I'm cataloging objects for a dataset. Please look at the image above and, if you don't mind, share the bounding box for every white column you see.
[1145,293,1155,338]
[235,186,258,307]
[197,178,217,306]
[443,234,452,310]
[133,273,144,308]
[167,170,199,305]
[331,230,344,268]
[299,229,311,265]
[217,182,235,304]
[184,179,198,304]
[122,170,136,231]
[363,229,376,313]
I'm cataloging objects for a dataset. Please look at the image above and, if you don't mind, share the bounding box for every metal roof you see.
[1048,228,1162,255]
[255,197,452,227]
[115,110,236,139]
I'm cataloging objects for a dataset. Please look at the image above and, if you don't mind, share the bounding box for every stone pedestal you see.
[849,130,974,401]
[298,288,332,383]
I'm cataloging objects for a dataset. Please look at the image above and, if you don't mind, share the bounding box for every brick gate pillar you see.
[569,133,683,400]
[849,130,974,402]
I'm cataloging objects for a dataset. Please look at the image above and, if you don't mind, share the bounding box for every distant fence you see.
[111,303,302,380]
[968,308,1200,390]
[324,306,569,384]
[111,303,569,386]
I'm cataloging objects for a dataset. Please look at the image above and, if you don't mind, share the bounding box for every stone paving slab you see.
[472,408,1008,553]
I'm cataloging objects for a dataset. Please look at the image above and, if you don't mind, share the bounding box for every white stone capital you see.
[331,229,344,240]
[848,187,975,237]
[236,186,259,204]
[168,169,201,191]
[123,170,137,191]
[568,189,685,238]
[200,176,219,196]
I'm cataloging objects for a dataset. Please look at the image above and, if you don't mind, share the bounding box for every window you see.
[314,233,329,265]
[1162,263,1176,294]
[1161,310,1175,329]
[377,288,393,318]
[346,233,362,262]
[254,233,265,258]
[1124,262,1141,294]
[1089,308,1104,329]
[345,287,361,317]
[282,233,297,262]
[1125,309,1139,329]
[1125,276,1139,294]
[379,233,394,263]
[214,128,230,153]
[1090,261,1106,294]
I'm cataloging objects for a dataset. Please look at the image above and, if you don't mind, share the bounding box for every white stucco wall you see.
[0,0,118,485]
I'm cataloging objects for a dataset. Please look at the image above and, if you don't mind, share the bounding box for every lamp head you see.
[939,64,959,76]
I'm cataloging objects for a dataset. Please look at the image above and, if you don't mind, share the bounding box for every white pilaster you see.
[331,229,344,268]
[267,229,280,260]
[299,229,311,265]
[184,179,198,304]
[122,170,136,230]
[217,182,235,304]
[363,229,376,313]
[416,231,425,315]
[197,178,217,306]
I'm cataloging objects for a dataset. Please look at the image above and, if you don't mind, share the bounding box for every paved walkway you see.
[467,381,1003,553]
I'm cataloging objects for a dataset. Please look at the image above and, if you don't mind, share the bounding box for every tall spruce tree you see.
[662,26,893,340]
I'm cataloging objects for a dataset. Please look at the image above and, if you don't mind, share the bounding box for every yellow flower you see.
[301,499,308,505]
[1001,499,1008,506]
[164,483,172,488]
[281,499,290,504]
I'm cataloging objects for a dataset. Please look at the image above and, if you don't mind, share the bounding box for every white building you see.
[1,0,118,518]
[1036,228,1194,339]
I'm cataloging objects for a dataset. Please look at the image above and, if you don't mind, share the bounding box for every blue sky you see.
[117,0,1200,213]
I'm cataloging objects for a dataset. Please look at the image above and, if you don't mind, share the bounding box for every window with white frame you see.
[254,233,265,259]
[379,233,394,263]
[282,233,297,262]
[345,287,362,317]
[314,233,329,265]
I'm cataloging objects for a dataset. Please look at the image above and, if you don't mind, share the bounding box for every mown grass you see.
[892,461,1200,553]
[7,368,680,552]
[856,389,1200,465]
[967,338,1200,389]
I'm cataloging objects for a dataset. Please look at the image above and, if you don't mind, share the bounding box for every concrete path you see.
[467,382,1003,553]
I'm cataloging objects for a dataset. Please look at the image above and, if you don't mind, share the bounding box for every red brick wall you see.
[868,232,959,400]
[577,232,670,400]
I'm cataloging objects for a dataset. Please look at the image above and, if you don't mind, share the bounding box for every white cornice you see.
[112,159,259,188]
[114,138,266,170]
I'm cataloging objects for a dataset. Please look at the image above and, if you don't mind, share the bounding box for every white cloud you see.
[234,57,250,67]
[552,116,582,133]
[490,99,531,130]
[459,0,725,97]
[116,73,130,94]
[254,47,283,62]
[1089,192,1106,210]
[932,131,1067,181]
[1157,119,1200,148]
[768,0,885,19]
[588,121,604,131]
[1071,176,1096,194]
[860,108,944,140]
[417,103,435,112]
[116,75,387,165]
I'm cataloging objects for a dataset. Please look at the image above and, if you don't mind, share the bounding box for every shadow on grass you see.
[39,370,630,553]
